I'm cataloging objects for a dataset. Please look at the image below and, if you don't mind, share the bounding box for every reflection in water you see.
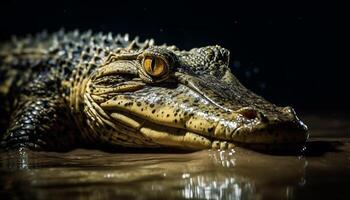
[1,113,350,199]
[0,147,311,200]
[6,148,29,170]
[182,176,248,200]
[181,150,246,200]
[179,149,308,200]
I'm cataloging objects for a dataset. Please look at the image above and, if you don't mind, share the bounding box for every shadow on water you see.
[0,112,350,200]
[241,140,346,156]
[0,140,349,200]
[97,139,346,157]
[303,140,345,157]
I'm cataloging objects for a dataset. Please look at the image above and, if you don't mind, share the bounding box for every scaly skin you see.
[0,30,308,151]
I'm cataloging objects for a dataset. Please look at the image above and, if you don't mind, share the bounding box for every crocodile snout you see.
[229,106,308,144]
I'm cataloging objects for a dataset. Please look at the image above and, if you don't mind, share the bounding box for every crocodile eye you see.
[143,57,168,77]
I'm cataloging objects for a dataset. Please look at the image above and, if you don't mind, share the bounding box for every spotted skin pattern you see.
[0,30,308,151]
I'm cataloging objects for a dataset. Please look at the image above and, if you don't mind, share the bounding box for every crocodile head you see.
[82,44,308,150]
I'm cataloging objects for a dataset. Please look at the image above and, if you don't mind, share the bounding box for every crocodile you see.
[0,30,308,151]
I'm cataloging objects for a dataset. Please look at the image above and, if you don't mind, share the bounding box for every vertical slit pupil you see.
[151,57,156,72]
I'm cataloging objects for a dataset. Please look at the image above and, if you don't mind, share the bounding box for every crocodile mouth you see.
[86,64,308,150]
[95,104,307,151]
[124,115,305,151]
[91,84,307,150]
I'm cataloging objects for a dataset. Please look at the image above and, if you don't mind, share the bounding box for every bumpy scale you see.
[0,30,308,151]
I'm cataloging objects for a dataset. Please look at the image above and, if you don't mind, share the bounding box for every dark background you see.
[0,1,348,110]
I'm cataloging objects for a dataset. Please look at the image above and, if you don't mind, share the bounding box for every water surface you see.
[1,112,349,200]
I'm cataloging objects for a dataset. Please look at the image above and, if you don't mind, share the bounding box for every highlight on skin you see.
[0,30,308,151]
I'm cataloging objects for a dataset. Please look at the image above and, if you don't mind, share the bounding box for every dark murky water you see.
[1,112,350,200]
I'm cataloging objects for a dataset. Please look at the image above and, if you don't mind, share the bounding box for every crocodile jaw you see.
[82,47,308,150]
[94,80,308,150]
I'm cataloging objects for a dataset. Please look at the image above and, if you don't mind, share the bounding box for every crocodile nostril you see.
[237,107,258,120]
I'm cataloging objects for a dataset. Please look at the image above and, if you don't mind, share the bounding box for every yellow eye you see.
[143,57,168,77]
